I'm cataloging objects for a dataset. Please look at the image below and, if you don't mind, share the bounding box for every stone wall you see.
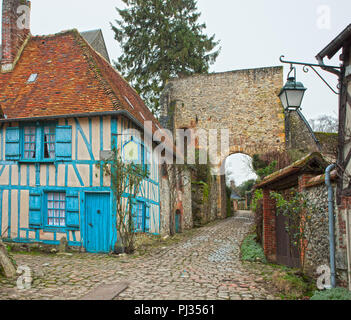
[285,110,320,153]
[159,172,171,236]
[303,182,348,285]
[182,167,193,230]
[160,66,286,158]
[191,174,218,227]
[303,183,331,271]
[159,164,193,235]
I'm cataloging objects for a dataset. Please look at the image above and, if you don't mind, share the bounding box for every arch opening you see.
[221,153,258,216]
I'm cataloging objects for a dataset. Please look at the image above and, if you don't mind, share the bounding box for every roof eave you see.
[316,24,351,60]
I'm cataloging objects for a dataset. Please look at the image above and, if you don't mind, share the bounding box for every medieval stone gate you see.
[160,66,287,218]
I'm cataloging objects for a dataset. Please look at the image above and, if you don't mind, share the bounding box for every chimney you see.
[1,0,31,73]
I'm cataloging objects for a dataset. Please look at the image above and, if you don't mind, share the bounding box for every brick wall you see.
[263,189,276,260]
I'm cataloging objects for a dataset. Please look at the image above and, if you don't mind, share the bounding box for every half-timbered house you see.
[0,0,190,253]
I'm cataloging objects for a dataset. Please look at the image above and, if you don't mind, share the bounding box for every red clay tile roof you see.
[0,29,179,156]
[0,29,162,132]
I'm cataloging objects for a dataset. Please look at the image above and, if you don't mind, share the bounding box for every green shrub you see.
[310,287,351,300]
[251,189,263,212]
[241,234,267,263]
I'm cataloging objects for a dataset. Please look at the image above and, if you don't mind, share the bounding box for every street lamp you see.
[278,68,307,110]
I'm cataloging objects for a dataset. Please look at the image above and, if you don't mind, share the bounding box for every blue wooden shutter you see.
[66,191,79,228]
[29,192,42,228]
[5,127,20,160]
[56,126,72,160]
[145,202,150,232]
[131,198,137,232]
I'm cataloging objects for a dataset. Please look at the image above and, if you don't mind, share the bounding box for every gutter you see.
[325,163,336,288]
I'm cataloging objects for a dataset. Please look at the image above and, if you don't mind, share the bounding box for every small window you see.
[23,127,36,159]
[43,126,56,159]
[27,73,38,83]
[47,192,66,227]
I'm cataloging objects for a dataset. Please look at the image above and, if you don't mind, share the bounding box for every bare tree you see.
[309,115,338,133]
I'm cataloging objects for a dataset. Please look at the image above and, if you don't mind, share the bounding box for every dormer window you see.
[27,73,38,83]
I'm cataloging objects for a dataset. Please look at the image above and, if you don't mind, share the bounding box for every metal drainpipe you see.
[325,163,336,288]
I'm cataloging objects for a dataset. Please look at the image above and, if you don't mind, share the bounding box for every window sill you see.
[43,227,79,233]
[19,159,56,164]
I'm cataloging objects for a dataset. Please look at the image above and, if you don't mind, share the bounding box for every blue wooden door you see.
[85,193,110,253]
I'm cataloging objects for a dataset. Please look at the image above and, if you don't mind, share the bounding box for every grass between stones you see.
[240,233,316,300]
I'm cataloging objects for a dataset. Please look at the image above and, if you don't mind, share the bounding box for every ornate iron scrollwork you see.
[280,55,342,95]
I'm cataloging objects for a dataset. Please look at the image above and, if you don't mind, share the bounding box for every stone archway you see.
[160,65,322,224]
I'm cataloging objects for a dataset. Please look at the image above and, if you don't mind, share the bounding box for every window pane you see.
[47,193,66,227]
[44,126,56,159]
[23,127,36,159]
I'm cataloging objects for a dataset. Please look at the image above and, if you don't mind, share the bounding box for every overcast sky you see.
[1,0,350,184]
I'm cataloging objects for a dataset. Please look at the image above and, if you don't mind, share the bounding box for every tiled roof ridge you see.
[70,29,162,128]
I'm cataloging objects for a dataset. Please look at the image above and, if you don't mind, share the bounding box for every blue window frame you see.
[134,201,145,232]
[21,123,56,161]
[43,126,56,159]
[46,192,66,227]
[5,122,72,162]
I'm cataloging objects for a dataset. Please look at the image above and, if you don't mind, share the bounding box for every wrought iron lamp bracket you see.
[280,55,342,95]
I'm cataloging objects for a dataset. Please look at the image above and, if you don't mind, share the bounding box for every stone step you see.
[80,282,129,300]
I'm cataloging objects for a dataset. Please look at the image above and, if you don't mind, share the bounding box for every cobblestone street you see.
[0,216,280,300]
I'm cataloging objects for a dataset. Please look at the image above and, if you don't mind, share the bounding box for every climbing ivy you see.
[96,147,149,254]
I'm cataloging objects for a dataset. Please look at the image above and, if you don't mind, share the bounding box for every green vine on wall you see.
[96,147,149,254]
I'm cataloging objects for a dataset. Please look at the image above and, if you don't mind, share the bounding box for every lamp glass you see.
[279,77,306,110]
